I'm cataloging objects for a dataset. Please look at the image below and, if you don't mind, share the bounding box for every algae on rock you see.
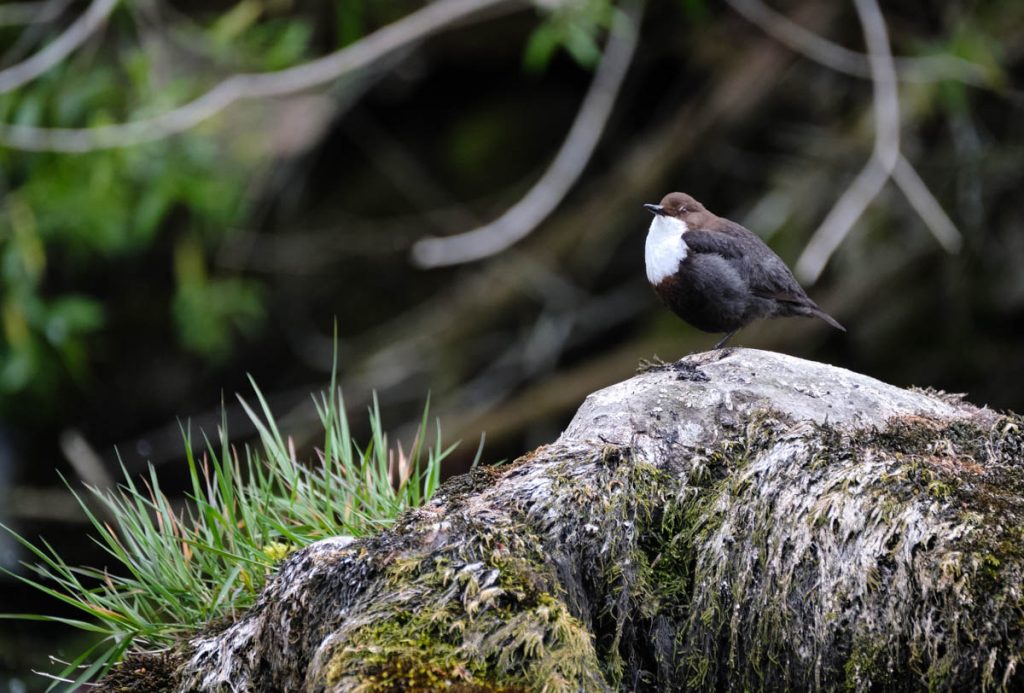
[110,349,1024,691]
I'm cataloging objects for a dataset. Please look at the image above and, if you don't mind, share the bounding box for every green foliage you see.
[677,0,709,22]
[172,235,263,361]
[524,0,616,71]
[0,4,316,407]
[335,0,366,47]
[0,371,466,689]
[207,2,313,70]
[0,194,105,394]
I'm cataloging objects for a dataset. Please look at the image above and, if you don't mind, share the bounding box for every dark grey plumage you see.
[644,192,844,348]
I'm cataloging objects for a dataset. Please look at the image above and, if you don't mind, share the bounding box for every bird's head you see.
[643,192,707,225]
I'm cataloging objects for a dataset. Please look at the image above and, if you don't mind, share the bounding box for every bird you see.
[643,192,844,349]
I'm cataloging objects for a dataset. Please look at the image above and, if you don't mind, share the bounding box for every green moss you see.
[325,409,1024,691]
[543,417,789,689]
[607,410,1024,690]
[322,521,604,692]
[844,637,895,691]
[324,610,491,690]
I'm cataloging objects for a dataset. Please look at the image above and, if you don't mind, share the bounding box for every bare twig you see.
[794,0,962,282]
[0,0,118,95]
[409,0,645,268]
[892,154,962,253]
[58,428,115,491]
[0,0,73,69]
[0,0,529,151]
[1,486,90,522]
[793,0,893,283]
[725,0,990,86]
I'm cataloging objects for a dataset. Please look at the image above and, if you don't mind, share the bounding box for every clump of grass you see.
[0,368,472,689]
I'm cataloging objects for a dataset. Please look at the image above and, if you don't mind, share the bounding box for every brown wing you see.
[693,220,846,331]
[687,223,813,305]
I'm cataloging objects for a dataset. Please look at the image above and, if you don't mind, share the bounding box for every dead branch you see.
[736,0,963,281]
[794,0,901,283]
[725,0,990,85]
[0,0,530,152]
[410,0,644,268]
[0,0,116,94]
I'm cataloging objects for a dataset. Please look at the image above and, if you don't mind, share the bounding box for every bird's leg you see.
[713,330,738,349]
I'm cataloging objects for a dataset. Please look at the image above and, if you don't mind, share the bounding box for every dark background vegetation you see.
[1,0,1022,687]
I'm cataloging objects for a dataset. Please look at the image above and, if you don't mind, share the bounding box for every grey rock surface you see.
[563,348,980,462]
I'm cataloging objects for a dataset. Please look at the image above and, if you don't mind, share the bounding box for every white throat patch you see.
[645,215,689,284]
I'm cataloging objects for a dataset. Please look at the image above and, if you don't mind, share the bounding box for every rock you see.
[566,349,977,461]
[110,349,1024,692]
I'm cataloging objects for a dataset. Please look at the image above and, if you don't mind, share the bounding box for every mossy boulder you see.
[113,349,1024,691]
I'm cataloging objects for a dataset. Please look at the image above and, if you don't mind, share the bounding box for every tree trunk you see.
[109,349,1024,691]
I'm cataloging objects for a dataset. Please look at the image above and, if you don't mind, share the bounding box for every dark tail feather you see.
[766,290,846,332]
[810,307,845,332]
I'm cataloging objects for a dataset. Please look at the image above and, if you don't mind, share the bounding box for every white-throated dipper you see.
[644,192,844,348]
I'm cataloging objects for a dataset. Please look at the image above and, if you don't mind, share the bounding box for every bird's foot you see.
[709,346,737,361]
[636,355,668,374]
[637,354,709,382]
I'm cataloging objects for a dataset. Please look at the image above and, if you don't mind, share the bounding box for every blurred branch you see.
[58,428,114,492]
[2,487,89,522]
[410,0,644,268]
[0,0,73,68]
[0,0,530,152]
[892,154,962,253]
[795,0,961,283]
[0,2,65,28]
[0,0,117,94]
[725,0,991,86]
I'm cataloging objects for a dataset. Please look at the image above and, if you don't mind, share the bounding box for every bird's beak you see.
[644,203,665,216]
